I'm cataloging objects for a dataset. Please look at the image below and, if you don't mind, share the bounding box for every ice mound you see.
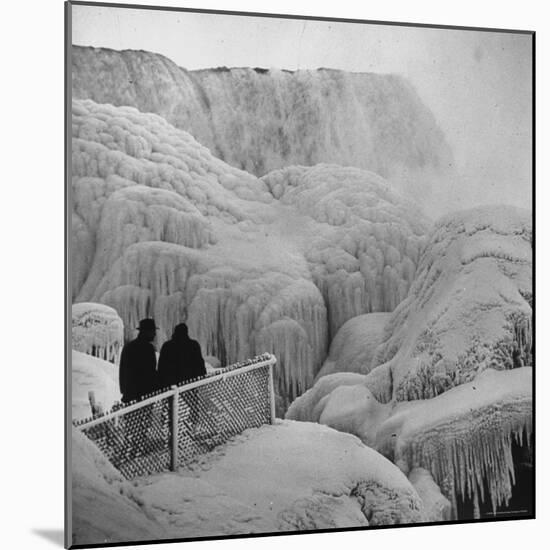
[71,350,120,420]
[315,312,391,379]
[72,302,124,363]
[367,205,532,402]
[72,420,423,544]
[137,420,423,533]
[72,46,452,188]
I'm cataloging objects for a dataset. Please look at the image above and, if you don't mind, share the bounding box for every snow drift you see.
[71,421,423,544]
[71,46,452,194]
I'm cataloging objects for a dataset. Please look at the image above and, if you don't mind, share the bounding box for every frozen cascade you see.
[261,165,428,337]
[71,98,431,409]
[72,302,124,363]
[72,46,452,198]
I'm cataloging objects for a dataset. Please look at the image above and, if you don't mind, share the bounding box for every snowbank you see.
[71,429,165,546]
[72,302,124,363]
[138,420,422,534]
[72,420,423,544]
[72,350,120,420]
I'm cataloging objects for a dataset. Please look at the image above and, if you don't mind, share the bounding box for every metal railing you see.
[73,353,277,479]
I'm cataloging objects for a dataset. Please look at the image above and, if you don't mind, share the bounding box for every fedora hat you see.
[136,318,158,331]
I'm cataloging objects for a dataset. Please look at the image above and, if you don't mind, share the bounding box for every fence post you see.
[170,386,178,471]
[268,359,276,423]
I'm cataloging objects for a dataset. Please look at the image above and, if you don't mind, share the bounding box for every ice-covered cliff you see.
[71,46,452,189]
[71,98,428,410]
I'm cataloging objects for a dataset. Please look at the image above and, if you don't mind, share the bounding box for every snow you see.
[377,367,532,516]
[366,205,532,403]
[262,165,428,338]
[140,421,423,533]
[408,468,451,522]
[71,350,120,420]
[289,366,532,519]
[72,302,124,363]
[71,46,452,191]
[71,421,423,545]
[315,312,391,379]
[71,428,165,546]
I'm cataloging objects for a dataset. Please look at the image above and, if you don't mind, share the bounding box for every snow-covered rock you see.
[71,46,452,193]
[72,302,124,363]
[72,350,120,420]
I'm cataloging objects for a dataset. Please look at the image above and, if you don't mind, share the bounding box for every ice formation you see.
[72,302,124,363]
[71,98,429,409]
[287,367,532,519]
[261,165,428,337]
[71,46,452,190]
[72,350,121,420]
[376,368,532,517]
[366,206,532,402]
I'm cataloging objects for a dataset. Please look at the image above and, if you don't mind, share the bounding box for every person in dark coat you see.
[158,323,206,389]
[119,318,159,403]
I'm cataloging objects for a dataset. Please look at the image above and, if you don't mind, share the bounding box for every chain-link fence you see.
[73,353,277,479]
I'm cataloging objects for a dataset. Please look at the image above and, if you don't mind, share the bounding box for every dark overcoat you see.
[158,336,206,389]
[119,336,158,403]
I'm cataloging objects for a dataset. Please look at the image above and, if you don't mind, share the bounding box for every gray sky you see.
[72,4,533,212]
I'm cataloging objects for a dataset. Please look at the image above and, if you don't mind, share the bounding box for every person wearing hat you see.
[158,323,206,389]
[119,318,159,403]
